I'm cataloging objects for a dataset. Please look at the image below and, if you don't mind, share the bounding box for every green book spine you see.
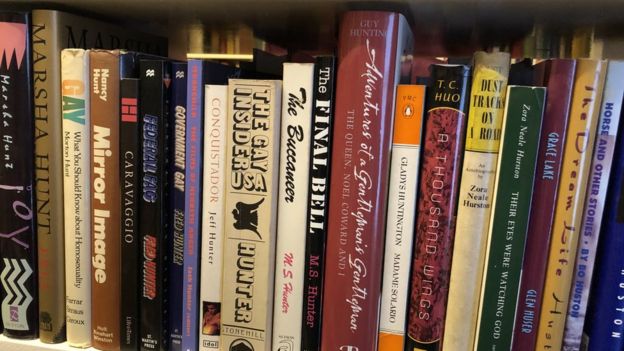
[474,85,546,351]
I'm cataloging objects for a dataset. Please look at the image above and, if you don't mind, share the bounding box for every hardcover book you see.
[119,51,146,351]
[31,10,165,342]
[563,60,624,351]
[444,51,510,351]
[61,48,91,347]
[512,58,577,351]
[535,59,607,351]
[220,79,282,351]
[473,86,546,351]
[0,11,38,340]
[404,64,470,351]
[272,62,314,351]
[300,55,336,351]
[582,117,624,351]
[320,11,414,350]
[90,49,121,350]
[378,84,425,351]
[199,84,226,351]
[168,61,187,351]
[139,59,170,351]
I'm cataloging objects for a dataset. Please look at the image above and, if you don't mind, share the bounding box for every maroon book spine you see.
[320,10,413,350]
[404,64,470,351]
[511,59,577,351]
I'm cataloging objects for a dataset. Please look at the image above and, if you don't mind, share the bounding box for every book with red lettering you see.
[404,64,471,351]
[139,59,170,351]
[320,10,414,350]
[511,59,576,351]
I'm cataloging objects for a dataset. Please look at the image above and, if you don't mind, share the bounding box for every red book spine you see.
[320,10,412,350]
[511,59,576,351]
[405,64,470,351]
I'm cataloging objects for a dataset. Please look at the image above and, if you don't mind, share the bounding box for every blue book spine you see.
[168,61,188,351]
[583,120,624,351]
[181,59,203,351]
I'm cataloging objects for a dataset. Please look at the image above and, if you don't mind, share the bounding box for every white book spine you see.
[61,48,91,347]
[272,63,315,351]
[199,85,227,351]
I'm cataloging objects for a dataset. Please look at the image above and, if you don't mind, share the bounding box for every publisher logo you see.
[9,306,18,321]
[277,339,293,351]
[232,198,264,239]
[229,338,254,351]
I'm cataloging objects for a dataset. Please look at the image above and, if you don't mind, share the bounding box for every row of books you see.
[1,8,624,351]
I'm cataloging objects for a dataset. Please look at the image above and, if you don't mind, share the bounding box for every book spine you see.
[32,10,67,344]
[404,64,470,351]
[378,85,425,351]
[272,62,314,351]
[321,11,413,350]
[512,59,576,351]
[199,84,227,351]
[120,77,140,351]
[300,56,336,351]
[90,50,121,350]
[181,62,201,351]
[444,52,510,351]
[61,48,92,347]
[474,86,546,351]
[535,59,608,351]
[0,13,38,340]
[139,60,170,351]
[221,79,282,351]
[582,120,624,351]
[168,61,187,351]
[563,60,624,351]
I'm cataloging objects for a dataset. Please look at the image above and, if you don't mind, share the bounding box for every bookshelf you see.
[0,0,623,350]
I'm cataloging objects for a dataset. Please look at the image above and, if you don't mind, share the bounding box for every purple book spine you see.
[181,59,203,351]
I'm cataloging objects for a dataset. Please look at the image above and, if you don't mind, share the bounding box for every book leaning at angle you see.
[220,79,282,351]
[321,11,413,350]
[31,11,165,343]
[0,11,38,340]
[582,119,624,351]
[405,64,470,351]
[199,84,227,351]
[535,59,607,351]
[61,48,92,347]
[378,85,425,351]
[512,59,576,351]
[90,49,121,350]
[563,60,624,351]
[473,85,545,351]
[272,62,314,351]
[444,51,510,351]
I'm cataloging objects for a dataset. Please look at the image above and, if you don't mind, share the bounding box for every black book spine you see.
[120,77,140,351]
[0,11,38,339]
[168,62,187,351]
[300,56,336,351]
[139,59,170,351]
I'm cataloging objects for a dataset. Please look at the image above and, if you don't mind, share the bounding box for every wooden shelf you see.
[0,335,95,351]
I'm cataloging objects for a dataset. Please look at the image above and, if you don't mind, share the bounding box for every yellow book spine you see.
[444,51,510,351]
[535,59,607,350]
